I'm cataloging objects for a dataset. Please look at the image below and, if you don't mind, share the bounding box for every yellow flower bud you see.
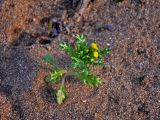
[91,43,98,50]
[93,51,98,58]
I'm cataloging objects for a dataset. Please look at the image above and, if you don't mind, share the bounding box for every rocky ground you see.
[0,0,160,120]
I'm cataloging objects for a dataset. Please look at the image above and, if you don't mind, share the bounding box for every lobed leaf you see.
[76,34,86,44]
[56,86,68,104]
[73,72,101,87]
[60,42,74,56]
[71,57,85,69]
[75,34,87,51]
[45,70,66,83]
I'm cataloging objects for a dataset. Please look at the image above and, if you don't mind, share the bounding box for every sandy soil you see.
[0,0,160,120]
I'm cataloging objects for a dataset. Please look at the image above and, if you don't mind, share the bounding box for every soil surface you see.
[0,0,160,120]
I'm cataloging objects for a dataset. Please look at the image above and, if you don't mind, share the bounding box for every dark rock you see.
[39,39,51,44]
[49,22,61,38]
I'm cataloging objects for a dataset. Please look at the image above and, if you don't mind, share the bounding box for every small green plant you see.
[43,34,111,104]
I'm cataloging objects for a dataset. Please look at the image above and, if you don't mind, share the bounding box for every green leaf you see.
[60,42,74,55]
[60,42,69,50]
[75,34,88,51]
[45,74,52,83]
[76,34,85,43]
[71,57,85,69]
[45,70,66,83]
[92,59,103,65]
[101,48,111,55]
[82,68,89,76]
[56,86,68,104]
[73,72,101,87]
[84,75,101,87]
[43,53,55,66]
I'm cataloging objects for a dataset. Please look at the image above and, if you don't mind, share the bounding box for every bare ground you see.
[0,0,160,120]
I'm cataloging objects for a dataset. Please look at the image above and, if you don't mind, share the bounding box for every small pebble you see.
[107,43,110,46]
[82,100,87,103]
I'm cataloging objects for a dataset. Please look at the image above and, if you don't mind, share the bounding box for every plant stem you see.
[61,69,77,85]
[61,74,67,86]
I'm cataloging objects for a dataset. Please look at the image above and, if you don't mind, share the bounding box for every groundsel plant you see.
[43,34,111,104]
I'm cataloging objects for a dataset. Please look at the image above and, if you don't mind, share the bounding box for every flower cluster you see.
[91,43,99,58]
